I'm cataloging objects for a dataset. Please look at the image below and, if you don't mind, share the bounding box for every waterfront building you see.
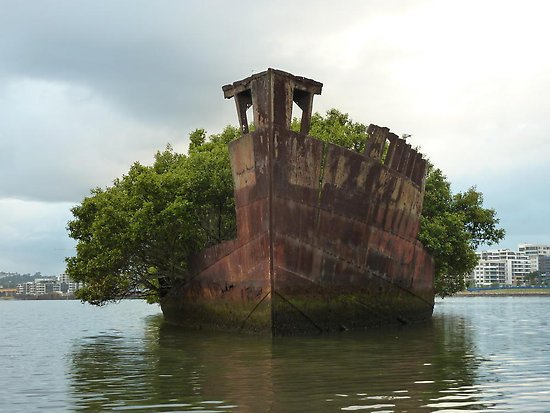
[518,244,550,256]
[471,249,531,287]
[472,259,507,286]
[32,278,58,295]
[15,274,80,296]
[57,273,81,294]
[537,255,550,275]
[518,244,550,272]
[17,282,35,295]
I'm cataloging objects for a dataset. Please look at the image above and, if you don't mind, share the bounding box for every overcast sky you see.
[1,0,549,275]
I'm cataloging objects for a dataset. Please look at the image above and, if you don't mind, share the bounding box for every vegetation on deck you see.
[66,109,504,305]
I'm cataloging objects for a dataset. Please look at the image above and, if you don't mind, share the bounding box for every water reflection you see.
[266,317,483,412]
[68,307,488,412]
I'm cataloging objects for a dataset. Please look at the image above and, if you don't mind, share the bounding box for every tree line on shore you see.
[0,272,44,288]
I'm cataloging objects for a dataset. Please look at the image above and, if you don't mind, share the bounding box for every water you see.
[1,297,550,412]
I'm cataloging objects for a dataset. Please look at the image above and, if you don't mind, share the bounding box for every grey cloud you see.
[0,1,283,129]
[0,199,75,274]
[0,1,417,129]
[1,0,550,274]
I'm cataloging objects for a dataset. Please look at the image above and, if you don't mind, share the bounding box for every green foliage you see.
[188,128,206,150]
[417,165,505,297]
[66,128,238,305]
[524,271,549,286]
[0,272,43,288]
[293,109,369,152]
[453,188,505,249]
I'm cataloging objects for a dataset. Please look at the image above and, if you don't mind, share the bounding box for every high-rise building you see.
[471,249,531,287]
[15,274,81,296]
[518,244,550,256]
[518,244,550,273]
[16,282,35,295]
[57,274,81,294]
[535,255,550,275]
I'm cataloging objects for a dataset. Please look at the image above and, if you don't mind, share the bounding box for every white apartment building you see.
[473,260,507,285]
[518,244,550,256]
[478,249,521,261]
[17,282,35,295]
[471,249,531,287]
[58,273,81,294]
[518,244,550,273]
[16,274,80,296]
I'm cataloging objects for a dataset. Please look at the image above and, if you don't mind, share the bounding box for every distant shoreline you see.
[457,289,550,297]
[0,294,78,301]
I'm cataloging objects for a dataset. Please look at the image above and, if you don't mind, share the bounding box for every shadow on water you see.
[68,312,484,412]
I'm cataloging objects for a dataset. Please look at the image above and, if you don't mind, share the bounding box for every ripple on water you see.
[3,298,550,412]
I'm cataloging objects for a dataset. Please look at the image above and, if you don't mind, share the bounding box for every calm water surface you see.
[1,297,550,412]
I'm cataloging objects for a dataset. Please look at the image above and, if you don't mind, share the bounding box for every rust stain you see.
[161,69,435,335]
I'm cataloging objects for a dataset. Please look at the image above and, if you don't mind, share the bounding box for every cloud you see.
[0,0,549,273]
[0,1,279,130]
[0,77,178,202]
[0,199,75,274]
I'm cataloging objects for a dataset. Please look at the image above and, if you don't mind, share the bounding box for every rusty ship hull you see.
[161,69,434,335]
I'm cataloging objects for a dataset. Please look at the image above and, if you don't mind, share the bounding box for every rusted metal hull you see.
[161,128,434,334]
[161,69,434,335]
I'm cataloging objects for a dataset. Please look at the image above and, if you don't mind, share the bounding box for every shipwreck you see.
[161,69,435,335]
